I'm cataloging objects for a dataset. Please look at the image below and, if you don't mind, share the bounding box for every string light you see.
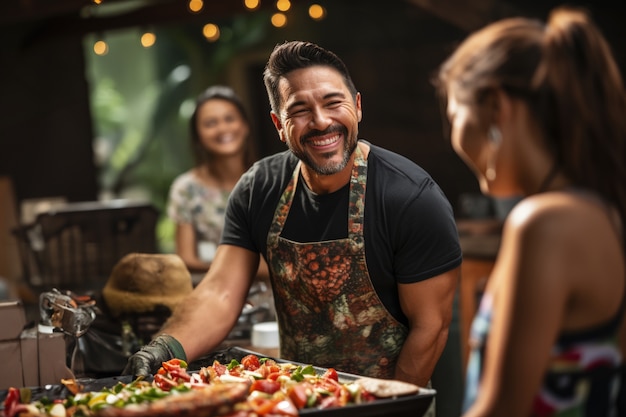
[188,0,203,13]
[202,23,220,41]
[244,0,260,10]
[93,39,109,55]
[140,30,156,48]
[91,1,330,52]
[308,4,326,20]
[276,0,291,12]
[271,12,287,27]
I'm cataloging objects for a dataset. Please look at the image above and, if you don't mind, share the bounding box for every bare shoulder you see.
[493,192,624,325]
[498,191,623,298]
[505,191,618,243]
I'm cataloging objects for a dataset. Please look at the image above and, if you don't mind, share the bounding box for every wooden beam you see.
[0,0,128,26]
[404,0,520,32]
[17,0,274,47]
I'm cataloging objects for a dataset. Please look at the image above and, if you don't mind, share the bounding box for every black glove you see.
[122,334,186,377]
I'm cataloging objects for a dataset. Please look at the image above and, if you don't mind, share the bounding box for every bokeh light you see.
[276,0,291,12]
[308,4,326,20]
[271,13,287,27]
[244,0,260,10]
[140,32,156,47]
[202,23,221,41]
[93,40,108,55]
[188,0,203,13]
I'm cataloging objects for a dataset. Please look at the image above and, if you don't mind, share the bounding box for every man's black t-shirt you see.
[221,141,462,325]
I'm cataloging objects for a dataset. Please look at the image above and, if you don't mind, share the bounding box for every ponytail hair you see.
[437,6,626,227]
[533,8,626,208]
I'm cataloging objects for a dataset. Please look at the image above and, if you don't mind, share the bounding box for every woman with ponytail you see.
[435,6,626,417]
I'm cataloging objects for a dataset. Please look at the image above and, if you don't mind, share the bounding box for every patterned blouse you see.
[167,170,231,262]
[464,290,624,416]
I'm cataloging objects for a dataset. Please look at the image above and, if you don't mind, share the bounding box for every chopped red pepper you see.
[3,387,20,417]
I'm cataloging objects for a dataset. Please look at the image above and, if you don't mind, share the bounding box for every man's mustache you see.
[301,125,347,143]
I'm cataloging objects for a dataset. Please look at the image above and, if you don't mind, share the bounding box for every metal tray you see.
[1,346,435,417]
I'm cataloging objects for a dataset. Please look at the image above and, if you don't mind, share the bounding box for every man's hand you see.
[122,334,186,377]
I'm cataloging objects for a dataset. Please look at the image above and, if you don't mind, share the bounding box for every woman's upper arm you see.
[472,206,571,417]
[175,222,196,258]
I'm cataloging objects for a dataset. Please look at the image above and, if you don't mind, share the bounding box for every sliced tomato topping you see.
[241,354,261,371]
[250,379,281,395]
[212,360,228,376]
[161,358,187,371]
[248,396,281,415]
[287,383,310,409]
[322,368,338,381]
[153,373,179,391]
[266,371,283,381]
[259,363,281,378]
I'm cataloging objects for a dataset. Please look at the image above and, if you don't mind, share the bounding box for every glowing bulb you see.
[93,40,108,55]
[93,0,102,4]
[271,12,287,27]
[308,4,326,20]
[188,0,203,13]
[141,32,156,47]
[276,0,290,12]
[202,23,220,41]
[244,0,260,10]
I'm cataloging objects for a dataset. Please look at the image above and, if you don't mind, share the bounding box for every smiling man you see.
[125,41,462,389]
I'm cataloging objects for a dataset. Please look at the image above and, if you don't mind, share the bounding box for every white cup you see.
[251,321,279,348]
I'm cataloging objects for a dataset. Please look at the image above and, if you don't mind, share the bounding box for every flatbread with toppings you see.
[3,355,423,417]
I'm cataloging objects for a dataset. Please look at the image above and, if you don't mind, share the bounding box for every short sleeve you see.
[221,170,258,252]
[167,174,194,224]
[393,179,462,283]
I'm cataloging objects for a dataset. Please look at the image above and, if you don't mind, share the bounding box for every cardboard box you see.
[0,300,26,341]
[38,331,74,386]
[20,328,39,387]
[0,340,23,389]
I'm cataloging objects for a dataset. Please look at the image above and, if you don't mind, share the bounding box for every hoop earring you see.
[485,126,501,181]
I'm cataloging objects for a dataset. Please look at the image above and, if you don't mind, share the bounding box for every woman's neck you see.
[199,154,247,190]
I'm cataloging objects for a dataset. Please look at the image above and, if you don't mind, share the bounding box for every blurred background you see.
[1,0,623,252]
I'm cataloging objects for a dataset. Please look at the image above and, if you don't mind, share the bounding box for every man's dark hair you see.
[263,41,358,114]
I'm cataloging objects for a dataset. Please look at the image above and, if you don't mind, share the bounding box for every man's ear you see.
[356,92,362,122]
[270,112,286,143]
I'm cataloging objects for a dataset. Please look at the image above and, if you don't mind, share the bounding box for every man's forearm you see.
[394,326,450,386]
[158,287,241,361]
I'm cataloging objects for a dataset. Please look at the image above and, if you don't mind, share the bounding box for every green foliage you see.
[85,12,270,252]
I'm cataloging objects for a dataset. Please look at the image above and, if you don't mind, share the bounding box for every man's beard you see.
[288,126,357,175]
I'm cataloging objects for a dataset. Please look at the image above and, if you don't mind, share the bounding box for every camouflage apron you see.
[266,146,408,378]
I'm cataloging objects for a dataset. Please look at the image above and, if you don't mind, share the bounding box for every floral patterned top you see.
[465,191,625,416]
[167,171,231,262]
[464,291,624,416]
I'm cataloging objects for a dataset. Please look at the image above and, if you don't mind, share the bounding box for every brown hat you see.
[102,253,193,317]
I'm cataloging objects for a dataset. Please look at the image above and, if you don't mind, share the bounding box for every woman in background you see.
[436,6,626,417]
[167,85,258,273]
